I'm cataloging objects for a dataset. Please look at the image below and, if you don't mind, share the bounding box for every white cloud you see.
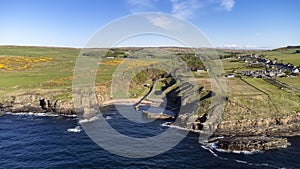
[126,0,235,19]
[220,0,235,11]
[223,44,238,48]
[221,44,259,49]
[170,0,203,19]
[126,0,158,13]
[147,15,182,30]
[170,0,235,19]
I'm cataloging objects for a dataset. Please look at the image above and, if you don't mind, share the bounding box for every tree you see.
[294,50,300,54]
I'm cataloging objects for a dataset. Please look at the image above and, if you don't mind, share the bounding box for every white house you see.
[292,68,299,74]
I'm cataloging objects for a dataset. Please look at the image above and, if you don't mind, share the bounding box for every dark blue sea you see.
[1,105,300,169]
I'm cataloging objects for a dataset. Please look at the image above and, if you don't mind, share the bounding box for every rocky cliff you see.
[161,77,300,152]
[216,112,300,137]
[0,90,74,115]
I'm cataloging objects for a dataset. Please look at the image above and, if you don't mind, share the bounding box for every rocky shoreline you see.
[210,136,291,152]
[210,113,300,152]
[1,93,299,153]
[172,112,300,152]
[0,93,75,115]
[216,113,300,137]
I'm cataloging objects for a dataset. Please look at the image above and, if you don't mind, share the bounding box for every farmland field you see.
[277,77,300,89]
[0,46,299,120]
[258,47,300,65]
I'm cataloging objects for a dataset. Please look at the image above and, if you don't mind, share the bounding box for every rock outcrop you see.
[0,93,75,115]
[214,136,290,152]
[215,112,300,137]
[173,113,203,131]
[142,110,175,120]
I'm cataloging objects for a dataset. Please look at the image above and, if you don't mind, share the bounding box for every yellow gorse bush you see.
[100,59,157,69]
[0,56,53,71]
[122,60,158,71]
[99,59,123,66]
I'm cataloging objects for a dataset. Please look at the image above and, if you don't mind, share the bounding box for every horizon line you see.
[0,44,298,51]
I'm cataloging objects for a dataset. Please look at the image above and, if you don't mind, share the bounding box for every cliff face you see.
[174,96,300,138]
[162,77,300,151]
[1,74,299,141]
[0,91,74,115]
[214,136,291,152]
[167,79,300,138]
[216,112,300,137]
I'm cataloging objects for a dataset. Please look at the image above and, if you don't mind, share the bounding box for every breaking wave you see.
[5,112,77,118]
[202,141,284,169]
[78,115,99,124]
[67,126,82,133]
[105,116,112,120]
[8,112,59,117]
[217,149,263,155]
[234,159,284,169]
[160,122,286,169]
[78,114,113,124]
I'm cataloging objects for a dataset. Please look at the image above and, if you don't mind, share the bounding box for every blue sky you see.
[0,0,299,49]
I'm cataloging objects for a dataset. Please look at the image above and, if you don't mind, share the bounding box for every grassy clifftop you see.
[0,46,78,97]
[0,46,299,122]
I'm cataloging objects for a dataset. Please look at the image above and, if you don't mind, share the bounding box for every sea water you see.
[0,105,299,168]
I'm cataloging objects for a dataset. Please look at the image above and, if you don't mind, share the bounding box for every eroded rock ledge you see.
[173,112,300,152]
[0,94,75,115]
[212,136,290,152]
[1,91,299,152]
[216,112,300,137]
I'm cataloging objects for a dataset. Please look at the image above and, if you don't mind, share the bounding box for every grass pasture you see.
[226,78,262,95]
[0,46,78,92]
[242,78,285,94]
[276,78,300,90]
[222,77,300,121]
[235,78,299,114]
[221,58,246,73]
[258,47,300,65]
[0,46,299,121]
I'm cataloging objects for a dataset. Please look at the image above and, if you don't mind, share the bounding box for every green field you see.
[242,78,285,94]
[277,78,300,89]
[220,78,299,121]
[221,58,245,73]
[258,47,300,65]
[0,46,79,101]
[226,78,262,95]
[0,46,78,92]
[0,46,299,121]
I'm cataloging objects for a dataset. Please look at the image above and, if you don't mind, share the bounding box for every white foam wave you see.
[215,147,263,155]
[78,115,99,124]
[234,159,284,169]
[203,141,283,169]
[202,143,283,169]
[6,112,77,118]
[105,116,112,120]
[161,122,172,127]
[235,160,248,164]
[161,122,201,133]
[62,114,77,118]
[67,126,82,133]
[9,112,59,117]
[204,142,218,149]
[201,145,228,160]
